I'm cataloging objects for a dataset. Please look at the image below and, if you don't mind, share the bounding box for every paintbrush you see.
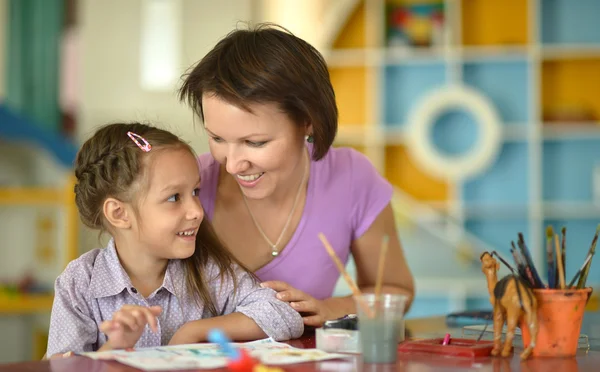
[374,235,389,298]
[511,242,535,286]
[517,233,545,288]
[554,234,566,289]
[561,227,567,286]
[318,233,373,317]
[491,251,517,275]
[576,224,600,289]
[546,226,556,289]
[567,253,593,288]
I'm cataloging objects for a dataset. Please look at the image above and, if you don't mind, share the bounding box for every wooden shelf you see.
[544,202,600,219]
[0,294,54,314]
[335,125,371,145]
[380,124,528,144]
[542,44,600,60]
[460,46,529,61]
[543,122,600,140]
[0,187,65,205]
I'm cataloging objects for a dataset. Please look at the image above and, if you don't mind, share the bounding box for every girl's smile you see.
[176,227,199,241]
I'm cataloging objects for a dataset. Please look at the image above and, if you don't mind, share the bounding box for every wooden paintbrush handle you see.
[554,234,566,289]
[318,233,374,317]
[374,235,389,297]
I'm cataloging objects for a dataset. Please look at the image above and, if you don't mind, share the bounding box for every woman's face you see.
[202,94,309,200]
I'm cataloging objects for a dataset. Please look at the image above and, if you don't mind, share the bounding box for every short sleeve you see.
[212,265,304,341]
[349,149,393,240]
[46,266,99,356]
[197,152,219,220]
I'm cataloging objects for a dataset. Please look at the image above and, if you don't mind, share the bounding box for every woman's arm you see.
[265,203,415,326]
[317,203,414,321]
[343,203,414,306]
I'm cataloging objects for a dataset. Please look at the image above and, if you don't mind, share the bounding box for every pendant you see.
[271,247,279,257]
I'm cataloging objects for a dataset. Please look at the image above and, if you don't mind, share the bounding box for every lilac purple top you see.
[46,239,304,356]
[198,144,393,300]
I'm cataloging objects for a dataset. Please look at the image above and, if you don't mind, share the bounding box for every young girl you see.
[46,122,303,358]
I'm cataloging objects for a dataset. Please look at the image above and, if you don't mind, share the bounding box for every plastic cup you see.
[355,293,407,363]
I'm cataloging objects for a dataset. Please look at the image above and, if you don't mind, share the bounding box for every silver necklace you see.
[241,150,308,257]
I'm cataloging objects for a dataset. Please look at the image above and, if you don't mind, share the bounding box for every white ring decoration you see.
[406,86,503,181]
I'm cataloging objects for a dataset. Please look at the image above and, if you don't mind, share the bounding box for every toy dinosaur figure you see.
[480,252,538,360]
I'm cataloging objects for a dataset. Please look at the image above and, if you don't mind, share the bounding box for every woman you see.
[179,23,415,327]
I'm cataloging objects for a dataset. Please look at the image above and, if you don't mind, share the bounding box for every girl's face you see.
[131,147,203,259]
[202,94,308,200]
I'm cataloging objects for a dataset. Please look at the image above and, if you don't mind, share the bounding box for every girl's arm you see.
[46,267,100,357]
[170,266,304,344]
[169,312,266,345]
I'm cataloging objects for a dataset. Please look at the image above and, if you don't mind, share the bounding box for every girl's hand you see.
[260,281,332,327]
[99,305,162,350]
[48,351,74,359]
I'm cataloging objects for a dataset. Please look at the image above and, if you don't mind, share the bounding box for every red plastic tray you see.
[398,338,497,358]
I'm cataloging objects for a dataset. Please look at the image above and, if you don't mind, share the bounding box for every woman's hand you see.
[261,281,333,327]
[99,305,162,350]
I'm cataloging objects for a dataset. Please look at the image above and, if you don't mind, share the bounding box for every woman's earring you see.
[306,134,314,143]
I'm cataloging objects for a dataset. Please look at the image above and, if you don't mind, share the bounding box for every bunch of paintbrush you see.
[507,225,599,290]
[509,233,545,288]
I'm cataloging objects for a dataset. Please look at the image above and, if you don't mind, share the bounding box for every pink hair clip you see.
[127,131,152,152]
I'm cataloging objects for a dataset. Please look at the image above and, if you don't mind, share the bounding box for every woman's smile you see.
[235,172,265,188]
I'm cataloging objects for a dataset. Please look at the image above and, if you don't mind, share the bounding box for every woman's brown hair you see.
[179,22,338,161]
[73,122,249,315]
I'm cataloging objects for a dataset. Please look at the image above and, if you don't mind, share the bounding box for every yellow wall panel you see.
[542,59,600,121]
[333,1,366,48]
[330,67,367,126]
[334,144,366,154]
[462,0,528,46]
[385,145,448,201]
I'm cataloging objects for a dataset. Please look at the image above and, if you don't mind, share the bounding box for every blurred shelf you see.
[460,46,530,62]
[542,122,600,140]
[0,294,54,314]
[544,202,600,219]
[502,125,529,141]
[542,44,600,60]
[336,125,371,145]
[382,127,406,145]
[0,187,65,205]
[325,48,370,67]
[462,204,529,219]
[418,201,600,220]
[414,277,489,297]
[422,202,529,220]
[326,46,531,66]
[380,124,528,145]
[384,46,445,64]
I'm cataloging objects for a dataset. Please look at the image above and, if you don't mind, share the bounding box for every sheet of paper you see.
[80,338,348,370]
